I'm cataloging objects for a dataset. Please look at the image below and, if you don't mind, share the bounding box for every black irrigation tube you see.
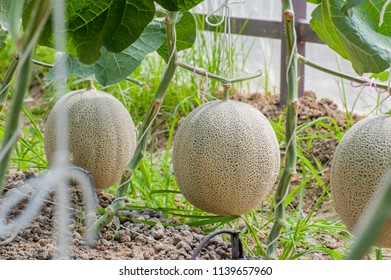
[191,229,245,260]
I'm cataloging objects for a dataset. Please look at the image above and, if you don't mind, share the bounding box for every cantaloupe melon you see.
[331,115,391,247]
[172,100,280,216]
[44,89,137,190]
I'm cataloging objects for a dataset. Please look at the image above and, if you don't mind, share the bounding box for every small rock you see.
[116,230,131,243]
[176,240,192,252]
[39,239,49,247]
[20,229,32,240]
[172,234,182,246]
[143,252,151,260]
[73,231,82,240]
[154,244,166,253]
[134,235,144,243]
[210,235,223,244]
[215,248,231,259]
[179,225,191,231]
[36,249,50,260]
[151,223,165,240]
[180,231,193,244]
[133,252,145,260]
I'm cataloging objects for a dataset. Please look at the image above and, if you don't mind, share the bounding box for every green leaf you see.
[157,12,196,62]
[44,54,94,81]
[23,0,156,64]
[370,70,390,82]
[94,20,166,85]
[309,0,391,75]
[154,0,204,12]
[306,0,321,4]
[45,20,166,86]
[341,0,366,14]
[355,0,391,36]
[310,4,350,60]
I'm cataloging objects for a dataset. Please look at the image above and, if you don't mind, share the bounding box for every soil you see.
[0,172,240,260]
[1,91,389,260]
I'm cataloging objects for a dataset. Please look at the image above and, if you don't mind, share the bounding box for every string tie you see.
[193,67,209,104]
[351,77,387,94]
[206,0,246,27]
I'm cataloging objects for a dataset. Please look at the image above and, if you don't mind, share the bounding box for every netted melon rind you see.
[44,89,137,190]
[172,100,280,216]
[330,115,391,247]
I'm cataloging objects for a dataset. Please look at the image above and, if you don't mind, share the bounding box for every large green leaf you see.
[45,54,95,81]
[341,0,366,14]
[94,20,166,85]
[154,0,204,12]
[310,0,391,75]
[45,20,166,86]
[355,0,391,36]
[310,3,350,60]
[157,12,196,62]
[23,0,155,64]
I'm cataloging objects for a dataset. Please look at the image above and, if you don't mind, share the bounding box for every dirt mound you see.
[233,90,361,127]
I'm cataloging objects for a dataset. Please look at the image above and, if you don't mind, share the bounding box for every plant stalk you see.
[298,55,391,93]
[93,11,179,230]
[177,60,262,85]
[0,54,33,191]
[125,77,148,88]
[266,0,298,259]
[0,0,51,191]
[0,53,19,105]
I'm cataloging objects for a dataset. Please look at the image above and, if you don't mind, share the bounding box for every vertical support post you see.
[279,23,288,106]
[294,0,307,98]
[279,0,306,106]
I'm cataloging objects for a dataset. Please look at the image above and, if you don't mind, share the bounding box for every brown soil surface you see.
[1,91,390,260]
[0,172,242,260]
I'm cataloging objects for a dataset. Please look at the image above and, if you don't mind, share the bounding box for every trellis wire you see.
[192,67,209,104]
[206,0,246,79]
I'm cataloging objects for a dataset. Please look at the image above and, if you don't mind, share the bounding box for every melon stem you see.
[223,84,231,101]
[87,80,95,91]
[266,0,298,260]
